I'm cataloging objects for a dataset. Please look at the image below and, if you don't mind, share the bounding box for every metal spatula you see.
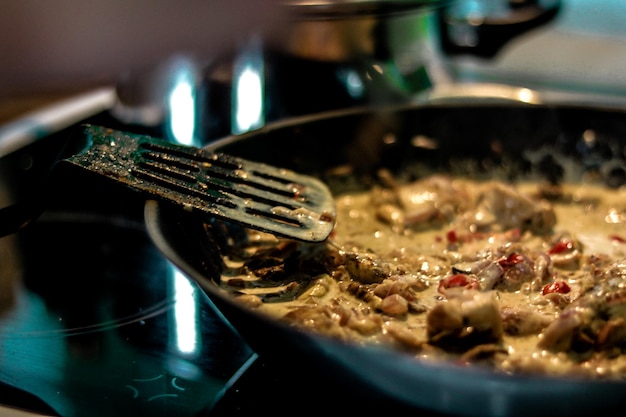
[58,125,336,242]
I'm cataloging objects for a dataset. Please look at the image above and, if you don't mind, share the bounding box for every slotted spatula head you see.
[61,125,336,242]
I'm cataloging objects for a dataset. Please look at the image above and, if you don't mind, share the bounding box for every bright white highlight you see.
[168,71,196,146]
[234,66,264,134]
[172,268,199,355]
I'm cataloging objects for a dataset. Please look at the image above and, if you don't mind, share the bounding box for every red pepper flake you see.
[547,238,574,254]
[610,235,626,243]
[542,280,571,295]
[498,253,525,269]
[446,230,458,244]
[438,274,479,294]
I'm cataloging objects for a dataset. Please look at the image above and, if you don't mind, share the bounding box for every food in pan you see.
[218,169,626,379]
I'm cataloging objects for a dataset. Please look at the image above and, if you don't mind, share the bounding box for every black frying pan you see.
[145,97,626,417]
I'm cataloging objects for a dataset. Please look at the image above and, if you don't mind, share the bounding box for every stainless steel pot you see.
[112,0,561,142]
[210,0,561,126]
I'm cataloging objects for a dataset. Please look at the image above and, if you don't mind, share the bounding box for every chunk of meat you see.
[283,304,383,340]
[342,251,400,284]
[501,305,552,336]
[426,290,503,350]
[458,182,556,234]
[373,175,469,230]
[538,258,626,352]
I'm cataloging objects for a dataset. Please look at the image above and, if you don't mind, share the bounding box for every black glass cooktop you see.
[0,108,247,416]
[0,206,253,417]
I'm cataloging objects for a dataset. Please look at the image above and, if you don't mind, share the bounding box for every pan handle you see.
[0,89,115,237]
[438,0,562,58]
[0,139,59,236]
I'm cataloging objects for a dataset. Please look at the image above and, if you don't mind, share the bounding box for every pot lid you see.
[285,0,452,19]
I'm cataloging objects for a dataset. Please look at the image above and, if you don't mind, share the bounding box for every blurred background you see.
[2,0,626,128]
[450,0,626,95]
[0,0,284,122]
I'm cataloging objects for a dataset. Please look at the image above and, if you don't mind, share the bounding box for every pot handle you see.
[437,0,561,58]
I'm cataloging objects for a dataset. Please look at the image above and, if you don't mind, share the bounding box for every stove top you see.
[0,203,252,417]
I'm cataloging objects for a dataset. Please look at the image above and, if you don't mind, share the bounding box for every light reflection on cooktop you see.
[0,208,254,417]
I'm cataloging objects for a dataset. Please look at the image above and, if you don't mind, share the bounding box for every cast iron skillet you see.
[145,96,626,417]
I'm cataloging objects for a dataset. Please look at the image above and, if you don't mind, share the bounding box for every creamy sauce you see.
[220,177,626,379]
